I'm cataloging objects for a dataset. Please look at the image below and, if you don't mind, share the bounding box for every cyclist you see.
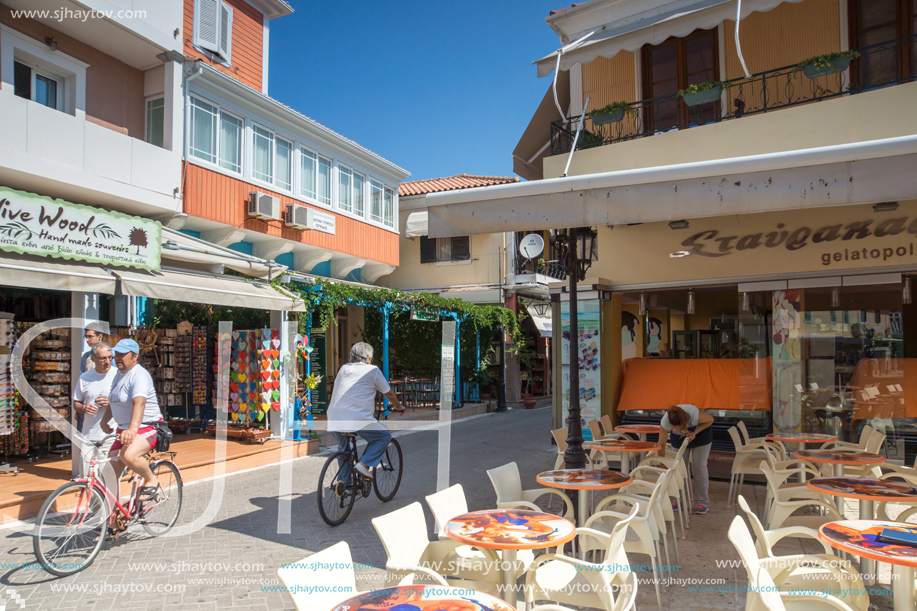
[72,342,118,483]
[99,339,163,501]
[327,342,405,480]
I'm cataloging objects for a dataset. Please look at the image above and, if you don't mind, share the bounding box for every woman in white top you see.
[658,404,714,515]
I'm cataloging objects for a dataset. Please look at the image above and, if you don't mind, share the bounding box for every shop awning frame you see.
[0,254,117,294]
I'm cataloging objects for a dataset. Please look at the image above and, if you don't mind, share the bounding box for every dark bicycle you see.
[317,408,403,526]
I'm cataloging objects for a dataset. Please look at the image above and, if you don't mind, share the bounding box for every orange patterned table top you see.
[807,477,917,502]
[614,425,661,434]
[765,432,837,443]
[796,449,885,465]
[444,509,576,551]
[589,440,660,452]
[819,520,917,567]
[331,585,515,611]
[536,469,632,490]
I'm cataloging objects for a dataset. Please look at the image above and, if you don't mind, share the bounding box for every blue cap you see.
[113,339,140,354]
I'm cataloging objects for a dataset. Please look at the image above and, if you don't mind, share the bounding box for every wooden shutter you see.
[194,0,220,54]
[420,237,436,263]
[451,236,471,261]
[218,1,233,62]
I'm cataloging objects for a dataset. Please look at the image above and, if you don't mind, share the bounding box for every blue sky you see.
[267,1,563,182]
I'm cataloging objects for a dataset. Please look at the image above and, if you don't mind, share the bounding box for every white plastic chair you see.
[819,425,875,451]
[277,541,359,610]
[727,426,770,506]
[531,573,638,611]
[875,471,917,523]
[371,502,490,589]
[760,461,843,529]
[636,443,692,532]
[551,427,593,470]
[486,462,574,521]
[620,465,681,563]
[525,505,639,611]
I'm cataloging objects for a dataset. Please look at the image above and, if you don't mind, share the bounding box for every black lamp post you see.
[495,325,508,413]
[550,227,597,471]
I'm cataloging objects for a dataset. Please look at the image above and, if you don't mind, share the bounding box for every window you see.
[189,96,242,173]
[849,0,917,88]
[641,29,718,132]
[383,187,395,228]
[276,138,292,191]
[336,166,365,215]
[370,179,384,222]
[252,125,292,189]
[300,148,332,204]
[145,98,164,148]
[420,236,470,263]
[193,0,233,63]
[14,60,61,110]
[353,172,365,217]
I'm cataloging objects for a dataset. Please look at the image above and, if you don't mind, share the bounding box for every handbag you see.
[144,420,173,452]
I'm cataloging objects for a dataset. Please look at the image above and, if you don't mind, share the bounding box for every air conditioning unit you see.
[284,204,313,230]
[248,192,280,221]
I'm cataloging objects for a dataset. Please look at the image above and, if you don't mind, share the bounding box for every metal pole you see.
[475,329,481,402]
[496,325,508,412]
[383,306,390,410]
[565,230,586,470]
[455,317,461,408]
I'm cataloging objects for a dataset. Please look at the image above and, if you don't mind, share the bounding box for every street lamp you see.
[549,227,597,471]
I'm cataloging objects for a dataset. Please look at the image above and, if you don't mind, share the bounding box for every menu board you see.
[560,299,601,439]
[309,328,328,415]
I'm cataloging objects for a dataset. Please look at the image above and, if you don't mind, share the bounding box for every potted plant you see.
[794,50,859,79]
[678,80,729,106]
[588,101,637,125]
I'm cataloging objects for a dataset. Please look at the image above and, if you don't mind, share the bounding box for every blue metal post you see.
[475,329,481,402]
[383,306,390,410]
[455,317,461,407]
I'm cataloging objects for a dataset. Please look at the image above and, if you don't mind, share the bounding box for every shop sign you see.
[411,306,439,321]
[311,210,335,235]
[0,186,161,271]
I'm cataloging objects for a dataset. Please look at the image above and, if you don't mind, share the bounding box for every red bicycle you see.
[32,433,183,576]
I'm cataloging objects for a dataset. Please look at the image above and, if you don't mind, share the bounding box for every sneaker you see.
[355,462,373,479]
[671,499,680,511]
[695,504,708,515]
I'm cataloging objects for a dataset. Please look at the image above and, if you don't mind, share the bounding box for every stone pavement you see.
[0,407,901,610]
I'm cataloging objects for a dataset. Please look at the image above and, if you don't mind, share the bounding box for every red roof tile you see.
[549,2,586,16]
[399,174,520,197]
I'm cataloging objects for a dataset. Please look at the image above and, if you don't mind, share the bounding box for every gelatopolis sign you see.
[680,215,917,268]
[0,186,161,271]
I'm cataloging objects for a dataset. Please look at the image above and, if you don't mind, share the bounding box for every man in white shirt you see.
[72,342,118,487]
[327,342,404,479]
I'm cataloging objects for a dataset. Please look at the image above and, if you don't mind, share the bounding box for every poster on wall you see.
[0,185,161,271]
[772,290,802,432]
[560,299,601,440]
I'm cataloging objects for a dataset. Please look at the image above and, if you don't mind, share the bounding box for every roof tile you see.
[399,173,520,197]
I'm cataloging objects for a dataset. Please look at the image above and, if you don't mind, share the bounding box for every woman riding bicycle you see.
[327,342,405,480]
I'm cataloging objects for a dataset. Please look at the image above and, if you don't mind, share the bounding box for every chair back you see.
[727,515,763,581]
[758,461,780,498]
[613,571,639,611]
[371,502,431,569]
[586,419,604,441]
[600,414,614,436]
[864,429,886,454]
[425,484,468,538]
[603,504,640,568]
[728,426,745,451]
[486,462,525,504]
[736,495,772,559]
[551,427,568,452]
[737,420,752,444]
[277,541,357,610]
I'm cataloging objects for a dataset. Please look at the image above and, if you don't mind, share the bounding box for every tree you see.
[129,227,148,255]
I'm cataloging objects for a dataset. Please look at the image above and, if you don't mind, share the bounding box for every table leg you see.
[859,500,875,586]
[502,549,518,606]
[893,565,915,611]
[833,464,845,514]
[796,442,806,483]
[578,489,588,527]
[621,454,631,475]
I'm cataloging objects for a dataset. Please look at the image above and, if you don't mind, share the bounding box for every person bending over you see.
[659,403,714,515]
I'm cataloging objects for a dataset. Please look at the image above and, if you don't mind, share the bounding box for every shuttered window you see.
[420,236,471,263]
[194,0,233,64]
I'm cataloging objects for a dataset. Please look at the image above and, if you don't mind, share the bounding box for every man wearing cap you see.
[100,339,162,500]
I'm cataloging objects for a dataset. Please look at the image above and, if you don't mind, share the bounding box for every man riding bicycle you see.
[327,342,405,480]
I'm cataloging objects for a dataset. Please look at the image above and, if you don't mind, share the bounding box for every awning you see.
[424,135,917,237]
[526,305,553,338]
[0,253,116,294]
[161,228,282,278]
[535,0,803,77]
[114,268,305,311]
[405,211,428,238]
[513,71,570,181]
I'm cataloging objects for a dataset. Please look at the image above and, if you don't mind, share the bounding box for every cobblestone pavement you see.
[0,407,897,610]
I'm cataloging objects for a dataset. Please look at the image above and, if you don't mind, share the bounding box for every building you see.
[421,0,917,457]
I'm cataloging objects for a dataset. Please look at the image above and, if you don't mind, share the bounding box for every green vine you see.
[588,101,637,118]
[678,80,730,97]
[792,50,860,78]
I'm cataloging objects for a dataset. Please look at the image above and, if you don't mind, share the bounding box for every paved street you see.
[0,407,892,611]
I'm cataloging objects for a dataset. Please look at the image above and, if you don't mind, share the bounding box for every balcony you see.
[0,92,181,216]
[515,255,566,284]
[551,34,917,156]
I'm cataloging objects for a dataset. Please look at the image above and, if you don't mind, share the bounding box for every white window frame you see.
[193,0,233,65]
[188,95,244,176]
[336,164,354,213]
[299,146,333,207]
[0,24,87,117]
[383,186,396,228]
[369,179,384,223]
[251,122,293,193]
[145,96,165,148]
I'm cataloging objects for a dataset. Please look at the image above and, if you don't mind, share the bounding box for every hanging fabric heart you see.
[262,339,271,349]
[239,331,247,341]
[271,349,280,359]
[261,403,271,413]
[271,390,280,401]
[230,392,239,401]
[262,391,272,402]
[239,361,249,372]
[271,339,281,349]
[231,412,239,421]
[231,331,240,340]
[239,402,248,412]
[261,359,271,371]
[238,373,247,383]
[271,329,280,339]
[261,370,271,381]
[262,328,271,340]
[256,411,265,421]
[261,381,271,392]
[231,351,240,361]
[270,380,280,391]
[230,383,239,393]
[272,370,281,380]
[261,349,272,360]
[249,392,259,402]
[231,363,239,372]
[271,401,280,412]
[272,360,280,369]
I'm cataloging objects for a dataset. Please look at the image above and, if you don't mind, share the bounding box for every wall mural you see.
[621,311,638,360]
[772,289,803,432]
[647,316,663,356]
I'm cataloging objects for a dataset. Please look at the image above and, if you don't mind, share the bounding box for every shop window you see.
[849,0,917,88]
[14,60,62,111]
[300,148,332,206]
[641,28,718,132]
[145,97,164,148]
[193,0,233,64]
[420,236,470,263]
[189,96,242,173]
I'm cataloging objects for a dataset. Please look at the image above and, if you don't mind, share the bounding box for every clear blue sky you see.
[267,1,563,182]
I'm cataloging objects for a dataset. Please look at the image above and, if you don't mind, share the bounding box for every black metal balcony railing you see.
[551,33,917,155]
[515,257,567,280]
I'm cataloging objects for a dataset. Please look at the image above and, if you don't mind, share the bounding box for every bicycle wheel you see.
[373,438,403,502]
[140,460,183,536]
[33,481,108,577]
[317,451,356,526]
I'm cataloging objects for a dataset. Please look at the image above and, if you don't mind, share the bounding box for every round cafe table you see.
[819,520,917,610]
[766,432,838,483]
[330,584,515,611]
[796,450,885,509]
[614,424,661,442]
[807,477,917,586]
[589,440,660,475]
[536,469,632,526]
[444,509,576,606]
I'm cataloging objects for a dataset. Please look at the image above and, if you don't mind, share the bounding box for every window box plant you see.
[588,101,637,125]
[678,80,728,106]
[794,50,859,79]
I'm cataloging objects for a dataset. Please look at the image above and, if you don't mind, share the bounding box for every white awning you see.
[161,228,282,278]
[535,0,803,77]
[0,253,116,294]
[405,211,428,238]
[114,268,306,311]
[425,135,917,237]
[526,305,553,338]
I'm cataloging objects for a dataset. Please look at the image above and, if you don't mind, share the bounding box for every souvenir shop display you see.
[0,314,19,474]
[23,324,71,455]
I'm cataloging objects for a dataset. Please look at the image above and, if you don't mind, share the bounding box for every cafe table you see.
[818,520,917,610]
[444,508,576,606]
[766,432,838,482]
[589,440,660,475]
[614,424,661,442]
[536,469,632,526]
[330,584,515,611]
[796,449,885,501]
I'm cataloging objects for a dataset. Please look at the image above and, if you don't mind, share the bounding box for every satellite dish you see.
[519,234,545,259]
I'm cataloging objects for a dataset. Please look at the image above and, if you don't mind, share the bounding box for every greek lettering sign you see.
[412,307,439,322]
[311,210,336,235]
[0,186,161,271]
